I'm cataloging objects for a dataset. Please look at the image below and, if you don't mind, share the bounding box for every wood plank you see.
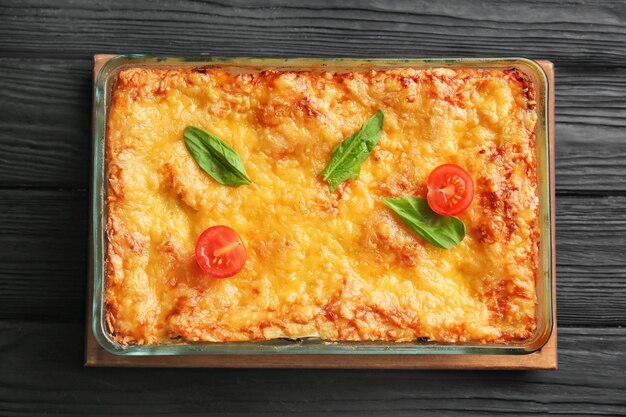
[1,0,625,68]
[0,190,87,322]
[1,322,624,415]
[0,190,624,326]
[0,58,625,192]
[0,58,92,188]
[556,68,626,193]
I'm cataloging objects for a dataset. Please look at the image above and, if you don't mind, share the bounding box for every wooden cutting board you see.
[86,55,556,369]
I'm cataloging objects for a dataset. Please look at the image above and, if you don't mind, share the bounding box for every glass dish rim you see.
[91,55,553,356]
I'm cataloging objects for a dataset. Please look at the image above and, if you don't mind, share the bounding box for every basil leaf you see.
[183,126,252,187]
[382,197,466,249]
[320,110,384,192]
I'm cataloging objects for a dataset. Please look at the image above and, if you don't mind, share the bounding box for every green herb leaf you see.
[183,126,252,187]
[320,110,384,192]
[382,196,466,249]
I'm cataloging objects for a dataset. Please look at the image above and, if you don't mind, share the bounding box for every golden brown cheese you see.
[105,67,538,345]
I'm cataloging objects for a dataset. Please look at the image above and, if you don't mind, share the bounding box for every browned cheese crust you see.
[105,67,538,345]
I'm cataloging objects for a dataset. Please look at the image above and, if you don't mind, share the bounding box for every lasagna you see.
[105,66,539,345]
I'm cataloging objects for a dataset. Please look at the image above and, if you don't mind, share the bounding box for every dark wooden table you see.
[1,1,625,415]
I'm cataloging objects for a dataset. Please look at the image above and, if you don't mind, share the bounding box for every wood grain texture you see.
[0,58,625,192]
[0,0,625,412]
[1,0,626,68]
[0,58,91,188]
[0,190,624,326]
[556,68,626,193]
[0,190,87,322]
[1,322,624,416]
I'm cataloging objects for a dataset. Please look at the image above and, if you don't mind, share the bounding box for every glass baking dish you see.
[91,55,553,356]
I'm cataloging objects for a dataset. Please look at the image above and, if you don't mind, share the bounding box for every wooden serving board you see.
[86,55,557,369]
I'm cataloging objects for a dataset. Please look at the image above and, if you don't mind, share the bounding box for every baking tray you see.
[87,55,556,368]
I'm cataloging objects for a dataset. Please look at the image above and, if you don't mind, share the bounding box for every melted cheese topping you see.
[105,67,538,344]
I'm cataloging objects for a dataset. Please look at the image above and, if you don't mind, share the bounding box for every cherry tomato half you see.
[426,164,474,216]
[195,226,246,278]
